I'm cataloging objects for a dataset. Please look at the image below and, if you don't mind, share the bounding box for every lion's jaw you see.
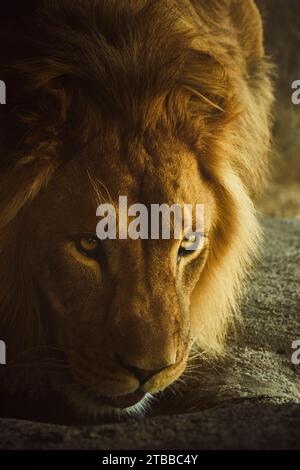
[18,132,215,417]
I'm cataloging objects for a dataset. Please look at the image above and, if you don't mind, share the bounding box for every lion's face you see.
[0,0,273,422]
[23,129,216,415]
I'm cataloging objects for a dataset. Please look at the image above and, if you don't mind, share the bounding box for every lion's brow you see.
[86,169,113,205]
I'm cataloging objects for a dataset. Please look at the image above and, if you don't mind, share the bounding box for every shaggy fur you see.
[0,0,273,421]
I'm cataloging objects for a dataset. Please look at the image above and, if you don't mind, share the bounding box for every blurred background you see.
[256,0,300,217]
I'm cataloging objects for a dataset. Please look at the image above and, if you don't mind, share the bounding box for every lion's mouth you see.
[99,390,147,409]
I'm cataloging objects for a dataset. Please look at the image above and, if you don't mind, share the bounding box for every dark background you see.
[257,0,300,216]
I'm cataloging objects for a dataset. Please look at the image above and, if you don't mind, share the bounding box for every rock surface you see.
[0,217,299,449]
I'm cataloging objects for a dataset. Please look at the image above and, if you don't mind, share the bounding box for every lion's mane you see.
[0,0,273,363]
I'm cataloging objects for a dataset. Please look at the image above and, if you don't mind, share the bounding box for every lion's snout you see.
[118,357,175,385]
[69,354,187,407]
[64,274,191,409]
[69,332,189,404]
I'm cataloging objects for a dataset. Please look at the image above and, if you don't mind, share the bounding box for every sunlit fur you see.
[67,389,155,422]
[0,0,273,419]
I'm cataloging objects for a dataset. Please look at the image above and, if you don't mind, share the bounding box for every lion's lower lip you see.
[100,390,146,409]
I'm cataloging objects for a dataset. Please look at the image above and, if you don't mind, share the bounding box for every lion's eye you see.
[76,235,101,258]
[178,233,202,260]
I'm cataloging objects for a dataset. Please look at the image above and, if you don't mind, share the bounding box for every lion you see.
[0,0,273,422]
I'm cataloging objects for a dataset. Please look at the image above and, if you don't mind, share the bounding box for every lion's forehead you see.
[82,132,205,207]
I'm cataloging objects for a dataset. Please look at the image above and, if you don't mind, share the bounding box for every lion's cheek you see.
[47,291,65,316]
[69,352,140,396]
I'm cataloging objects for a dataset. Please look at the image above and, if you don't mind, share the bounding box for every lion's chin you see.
[64,386,155,421]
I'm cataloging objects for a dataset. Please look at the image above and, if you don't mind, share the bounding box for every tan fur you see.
[0,0,273,419]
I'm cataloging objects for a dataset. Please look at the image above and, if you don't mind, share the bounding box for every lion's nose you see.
[132,366,169,384]
[121,360,170,385]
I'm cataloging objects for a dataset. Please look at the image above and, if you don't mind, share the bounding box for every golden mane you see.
[0,0,274,361]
